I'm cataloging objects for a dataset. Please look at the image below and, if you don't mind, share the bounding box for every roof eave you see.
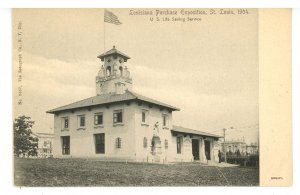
[46,110,59,114]
[171,129,223,139]
[135,99,180,112]
[47,100,179,115]
[97,53,131,61]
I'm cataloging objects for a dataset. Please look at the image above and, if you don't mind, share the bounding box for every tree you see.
[13,115,38,157]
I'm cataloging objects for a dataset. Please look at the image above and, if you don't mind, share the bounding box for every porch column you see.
[200,138,206,162]
[211,140,215,161]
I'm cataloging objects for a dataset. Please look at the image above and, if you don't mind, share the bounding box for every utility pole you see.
[223,128,227,163]
[223,126,233,163]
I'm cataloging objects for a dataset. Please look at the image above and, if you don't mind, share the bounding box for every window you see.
[113,110,123,124]
[163,114,168,127]
[141,110,149,124]
[44,141,48,147]
[119,66,123,76]
[142,112,146,123]
[94,134,105,154]
[78,115,85,128]
[94,113,103,125]
[165,139,168,149]
[106,66,111,76]
[61,117,69,129]
[143,137,147,148]
[61,136,70,155]
[177,136,182,154]
[116,137,122,149]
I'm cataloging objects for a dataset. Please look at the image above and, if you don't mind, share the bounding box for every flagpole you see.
[103,9,106,52]
[103,9,122,52]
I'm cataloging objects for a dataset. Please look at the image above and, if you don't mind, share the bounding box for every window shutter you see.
[116,137,122,148]
[143,137,147,148]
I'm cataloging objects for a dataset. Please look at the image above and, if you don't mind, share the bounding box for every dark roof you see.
[172,125,223,138]
[97,46,130,61]
[46,90,180,114]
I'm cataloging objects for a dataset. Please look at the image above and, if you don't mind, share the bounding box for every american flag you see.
[104,9,122,25]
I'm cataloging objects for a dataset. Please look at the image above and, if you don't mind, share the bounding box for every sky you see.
[13,8,258,144]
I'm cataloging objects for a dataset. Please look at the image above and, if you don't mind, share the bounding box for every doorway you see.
[192,139,200,160]
[204,140,211,160]
[151,136,162,155]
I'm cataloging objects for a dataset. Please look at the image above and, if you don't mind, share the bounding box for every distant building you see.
[47,46,222,163]
[221,141,247,156]
[222,140,259,156]
[32,132,54,158]
[246,143,259,155]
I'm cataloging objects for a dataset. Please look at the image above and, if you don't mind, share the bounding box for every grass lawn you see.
[14,158,259,186]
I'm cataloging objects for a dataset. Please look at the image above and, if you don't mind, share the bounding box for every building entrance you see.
[204,140,211,160]
[192,139,200,160]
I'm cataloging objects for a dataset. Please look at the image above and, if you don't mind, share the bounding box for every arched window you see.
[143,137,147,148]
[119,66,123,76]
[106,66,111,76]
[116,137,122,149]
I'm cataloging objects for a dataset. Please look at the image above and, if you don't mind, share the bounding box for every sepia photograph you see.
[12,8,278,187]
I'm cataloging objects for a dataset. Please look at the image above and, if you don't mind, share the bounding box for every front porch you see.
[171,125,223,163]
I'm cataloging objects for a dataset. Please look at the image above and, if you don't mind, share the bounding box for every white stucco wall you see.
[133,102,174,163]
[51,101,220,163]
[52,102,136,160]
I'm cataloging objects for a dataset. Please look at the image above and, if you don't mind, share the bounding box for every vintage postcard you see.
[12,8,291,186]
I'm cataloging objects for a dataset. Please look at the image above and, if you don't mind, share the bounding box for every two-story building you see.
[47,46,222,163]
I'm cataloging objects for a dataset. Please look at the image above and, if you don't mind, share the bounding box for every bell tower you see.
[96,46,133,95]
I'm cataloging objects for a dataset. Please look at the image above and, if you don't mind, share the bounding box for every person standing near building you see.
[218,150,222,163]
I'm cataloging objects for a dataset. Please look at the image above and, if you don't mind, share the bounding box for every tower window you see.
[142,112,146,123]
[119,66,123,76]
[106,66,111,76]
